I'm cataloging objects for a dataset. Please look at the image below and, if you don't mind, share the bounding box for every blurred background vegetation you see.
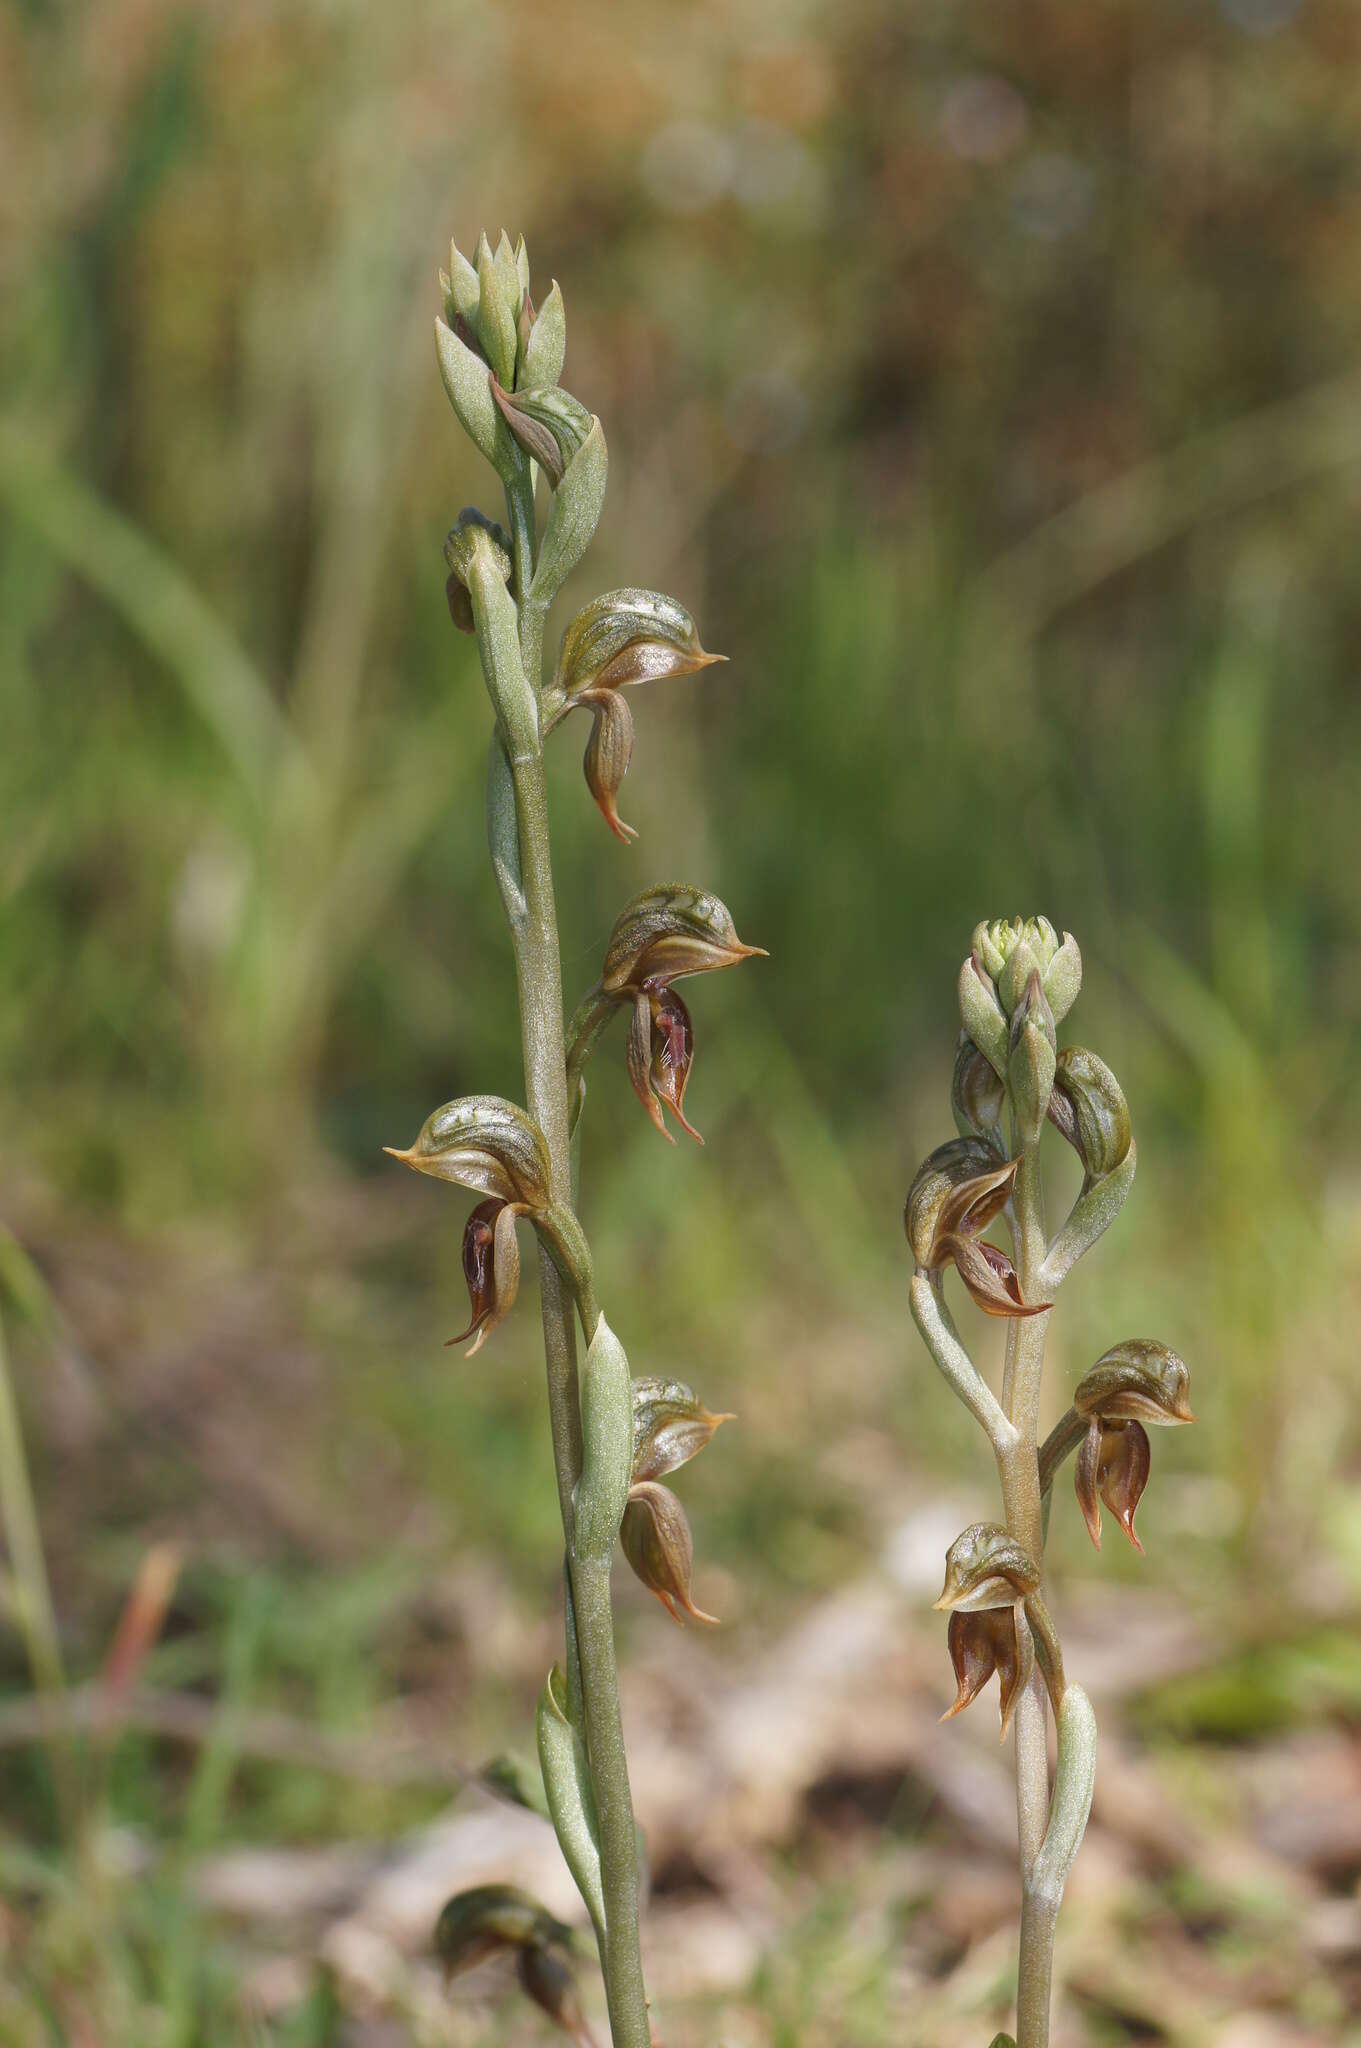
[3,0,1361,2041]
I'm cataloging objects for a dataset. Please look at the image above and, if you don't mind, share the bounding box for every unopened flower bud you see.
[441,241,481,330]
[602,885,766,996]
[1048,1046,1132,1184]
[448,1197,521,1356]
[385,1095,551,1208]
[958,952,1009,1075]
[516,284,536,370]
[952,1033,1006,1143]
[620,1481,718,1626]
[474,231,521,391]
[632,1377,734,1484]
[491,379,594,488]
[554,589,726,704]
[434,1883,574,1980]
[521,280,566,392]
[444,509,514,593]
[935,1523,1041,1612]
[1074,1418,1151,1551]
[1043,931,1083,1025]
[581,688,637,843]
[1007,970,1057,1147]
[974,916,1060,986]
[1074,1340,1193,1427]
[942,1602,1035,1740]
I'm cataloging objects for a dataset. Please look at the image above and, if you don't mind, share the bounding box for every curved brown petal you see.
[1099,1419,1151,1553]
[942,1233,1050,1319]
[935,1155,1020,1245]
[620,1482,719,1627]
[446,1198,521,1356]
[1075,1417,1151,1551]
[649,989,701,1143]
[941,1603,1034,1741]
[581,689,637,843]
[626,989,672,1144]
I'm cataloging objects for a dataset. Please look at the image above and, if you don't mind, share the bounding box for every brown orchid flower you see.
[905,1139,1049,1319]
[942,1603,1035,1741]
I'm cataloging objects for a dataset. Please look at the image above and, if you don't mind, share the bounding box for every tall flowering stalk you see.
[387,232,760,2046]
[908,919,1194,2048]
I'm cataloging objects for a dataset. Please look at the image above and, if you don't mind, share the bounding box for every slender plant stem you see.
[0,1310,76,1838]
[1015,1896,1058,2043]
[997,1139,1060,2048]
[496,467,652,2048]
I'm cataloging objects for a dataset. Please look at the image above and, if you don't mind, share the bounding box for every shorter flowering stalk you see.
[905,918,1196,2048]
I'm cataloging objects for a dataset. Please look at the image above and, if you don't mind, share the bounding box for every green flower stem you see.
[997,1137,1060,2048]
[565,982,620,1135]
[0,1311,75,1839]
[1039,1144,1137,1291]
[1015,1896,1058,2048]
[1037,1407,1085,1501]
[492,473,652,2048]
[909,1274,1017,1455]
[500,736,584,1521]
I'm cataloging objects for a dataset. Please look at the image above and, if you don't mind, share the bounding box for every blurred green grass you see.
[3,0,1361,2040]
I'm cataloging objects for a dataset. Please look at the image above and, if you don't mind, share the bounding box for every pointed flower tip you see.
[657,1586,720,1627]
[383,1144,416,1166]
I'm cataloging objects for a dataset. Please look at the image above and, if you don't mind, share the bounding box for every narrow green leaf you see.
[530,418,607,610]
[434,319,517,478]
[536,1664,606,1939]
[494,229,522,321]
[486,734,526,928]
[470,551,539,763]
[574,1312,633,1562]
[1032,1683,1097,1906]
[447,240,481,323]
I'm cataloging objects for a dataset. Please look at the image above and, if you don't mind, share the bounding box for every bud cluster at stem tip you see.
[441,231,563,406]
